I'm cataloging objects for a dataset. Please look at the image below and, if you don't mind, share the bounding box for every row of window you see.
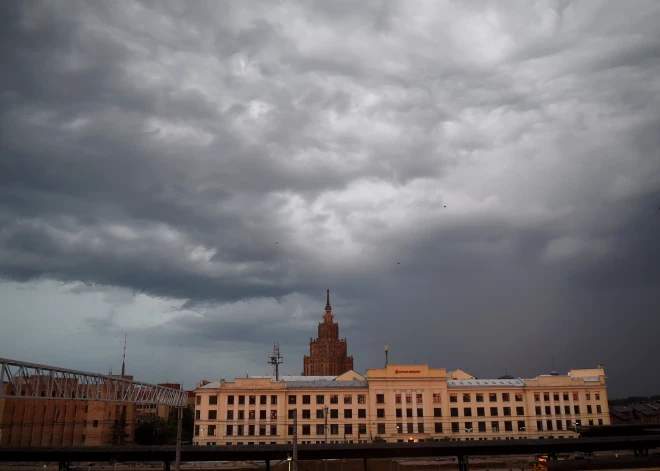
[534,405,601,415]
[197,390,603,407]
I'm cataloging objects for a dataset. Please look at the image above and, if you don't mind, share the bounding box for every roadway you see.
[1,435,660,463]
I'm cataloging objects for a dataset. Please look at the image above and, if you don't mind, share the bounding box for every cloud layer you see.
[1,0,659,396]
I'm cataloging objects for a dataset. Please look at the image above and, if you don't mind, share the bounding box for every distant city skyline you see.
[1,1,659,398]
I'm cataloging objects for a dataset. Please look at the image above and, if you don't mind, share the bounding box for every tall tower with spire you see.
[302,290,354,376]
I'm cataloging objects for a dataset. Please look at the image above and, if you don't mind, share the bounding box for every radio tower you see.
[268,343,283,381]
[121,333,127,377]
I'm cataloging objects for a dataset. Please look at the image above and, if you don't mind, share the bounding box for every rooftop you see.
[448,379,526,388]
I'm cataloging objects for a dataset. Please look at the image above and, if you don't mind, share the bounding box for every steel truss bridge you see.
[0,358,187,407]
[2,436,660,470]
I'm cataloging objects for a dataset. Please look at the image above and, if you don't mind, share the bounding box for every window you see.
[316,424,325,435]
[396,408,402,418]
[271,395,278,405]
[302,410,310,419]
[396,423,403,433]
[433,393,442,403]
[564,405,570,414]
[534,393,540,401]
[196,410,201,420]
[554,406,560,414]
[406,408,413,417]
[376,394,385,404]
[585,392,591,400]
[407,423,413,434]
[545,406,551,414]
[343,395,352,404]
[303,395,310,404]
[271,410,277,420]
[477,407,485,417]
[544,393,549,401]
[475,393,484,403]
[572,392,579,401]
[209,395,218,405]
[208,425,216,436]
[598,419,603,425]
[289,395,296,405]
[451,408,459,417]
[516,407,524,416]
[359,423,367,434]
[553,393,559,401]
[358,409,366,419]
[504,421,513,432]
[589,419,594,426]
[478,422,486,433]
[302,425,310,436]
[248,425,255,435]
[414,393,422,404]
[417,408,423,417]
[566,419,572,428]
[378,423,386,434]
[435,423,443,433]
[93,420,99,428]
[316,409,324,419]
[260,410,266,420]
[489,393,497,402]
[490,407,498,416]
[518,421,526,431]
[595,392,600,400]
[503,407,511,416]
[563,393,569,401]
[434,408,442,417]
[556,420,563,431]
[239,396,245,405]
[208,410,217,420]
[377,408,385,418]
[226,425,233,436]
[463,393,471,403]
[358,394,367,404]
[238,410,245,420]
[450,394,458,403]
[237,425,244,436]
[503,393,510,402]
[249,396,256,405]
[194,425,200,436]
[344,409,352,419]
[288,425,294,436]
[596,405,602,413]
[587,405,592,414]
[574,406,580,414]
[260,395,267,405]
[227,395,234,405]
[515,393,523,402]
[330,409,338,419]
[259,426,266,436]
[395,394,402,404]
[316,395,324,404]
[536,421,543,431]
[288,410,295,419]
[451,422,459,433]
[270,425,277,435]
[464,408,472,417]
[331,424,339,435]
[546,419,553,431]
[249,410,255,420]
[345,424,353,435]
[465,422,473,432]
[405,394,412,404]
[491,421,499,432]
[196,396,202,405]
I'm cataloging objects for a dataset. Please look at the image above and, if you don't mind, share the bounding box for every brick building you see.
[303,290,354,376]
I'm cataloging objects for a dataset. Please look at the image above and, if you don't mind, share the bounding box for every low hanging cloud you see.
[1,0,659,396]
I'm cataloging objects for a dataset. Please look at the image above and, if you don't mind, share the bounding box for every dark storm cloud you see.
[1,0,660,396]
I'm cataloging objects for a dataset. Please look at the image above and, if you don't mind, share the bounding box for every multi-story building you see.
[194,364,609,445]
[303,290,354,376]
[0,375,136,447]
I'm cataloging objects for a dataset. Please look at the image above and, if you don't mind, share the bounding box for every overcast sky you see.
[1,0,659,398]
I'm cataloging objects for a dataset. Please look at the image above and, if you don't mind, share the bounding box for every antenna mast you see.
[121,333,127,377]
[268,343,284,381]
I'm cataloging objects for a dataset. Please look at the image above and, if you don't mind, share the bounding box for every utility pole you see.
[324,406,329,471]
[268,343,284,381]
[292,409,298,471]
[384,344,389,367]
[175,407,183,471]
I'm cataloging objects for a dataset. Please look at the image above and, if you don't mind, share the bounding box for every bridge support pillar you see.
[163,461,171,471]
[364,458,368,471]
[266,461,271,471]
[58,462,71,471]
[458,456,468,471]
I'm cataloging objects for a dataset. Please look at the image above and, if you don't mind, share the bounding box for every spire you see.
[325,289,331,310]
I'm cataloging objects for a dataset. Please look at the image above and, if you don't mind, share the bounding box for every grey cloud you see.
[1,0,659,396]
